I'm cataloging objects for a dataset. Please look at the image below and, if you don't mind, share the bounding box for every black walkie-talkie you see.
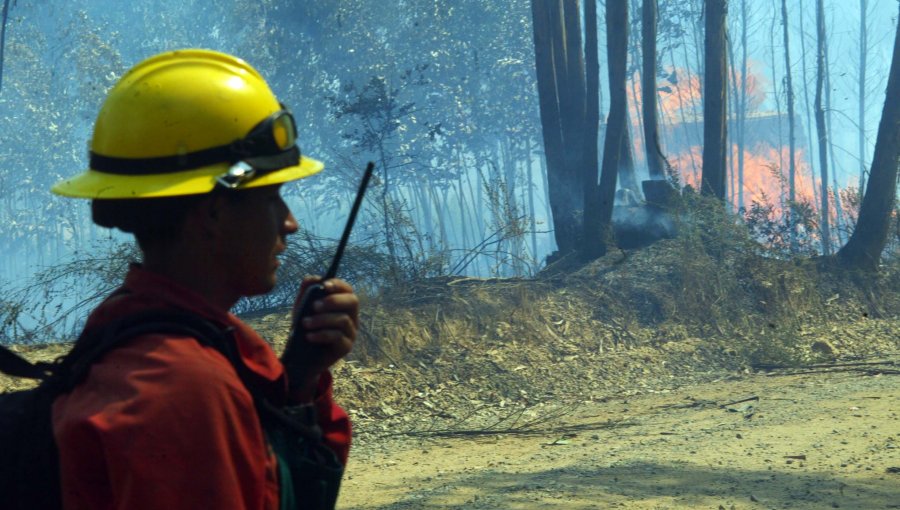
[281,162,374,384]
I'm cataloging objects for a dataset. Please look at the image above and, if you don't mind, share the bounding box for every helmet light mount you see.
[217,161,257,189]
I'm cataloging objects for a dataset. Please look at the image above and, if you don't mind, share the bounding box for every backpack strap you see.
[59,310,325,443]
[0,311,233,383]
[0,344,54,379]
[3,309,329,448]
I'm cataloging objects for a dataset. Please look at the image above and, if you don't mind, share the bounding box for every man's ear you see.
[184,193,224,239]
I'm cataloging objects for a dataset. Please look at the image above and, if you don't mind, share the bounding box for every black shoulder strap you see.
[0,344,51,379]
[2,309,327,443]
[67,310,325,442]
[0,310,232,384]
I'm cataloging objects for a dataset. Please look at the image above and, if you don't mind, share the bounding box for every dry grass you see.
[5,198,899,441]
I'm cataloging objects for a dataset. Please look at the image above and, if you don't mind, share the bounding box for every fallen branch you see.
[755,356,900,377]
[381,400,643,439]
[654,399,718,410]
[720,395,760,407]
[763,364,899,377]
[756,360,898,371]
[395,416,639,439]
[654,395,759,410]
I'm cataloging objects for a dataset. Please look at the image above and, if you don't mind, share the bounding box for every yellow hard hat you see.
[51,49,323,199]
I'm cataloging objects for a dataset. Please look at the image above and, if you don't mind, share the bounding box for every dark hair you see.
[91,194,208,251]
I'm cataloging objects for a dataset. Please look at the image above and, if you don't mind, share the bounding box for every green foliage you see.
[328,73,420,157]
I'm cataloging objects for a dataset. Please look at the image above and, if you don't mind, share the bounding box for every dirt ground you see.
[338,356,899,510]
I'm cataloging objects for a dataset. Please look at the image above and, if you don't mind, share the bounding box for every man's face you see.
[213,184,298,299]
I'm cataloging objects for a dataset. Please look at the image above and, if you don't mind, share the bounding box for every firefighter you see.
[50,49,356,510]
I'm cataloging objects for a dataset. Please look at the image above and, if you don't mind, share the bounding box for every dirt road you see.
[338,358,899,509]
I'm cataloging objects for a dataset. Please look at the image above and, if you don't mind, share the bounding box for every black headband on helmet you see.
[88,108,300,176]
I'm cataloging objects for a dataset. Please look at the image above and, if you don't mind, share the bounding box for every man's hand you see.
[285,276,359,401]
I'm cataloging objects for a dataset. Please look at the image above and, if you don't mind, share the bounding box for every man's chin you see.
[244,279,278,298]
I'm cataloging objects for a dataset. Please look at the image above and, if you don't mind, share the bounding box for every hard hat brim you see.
[51,156,324,199]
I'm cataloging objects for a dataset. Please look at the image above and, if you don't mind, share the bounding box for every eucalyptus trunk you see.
[582,0,603,257]
[824,24,847,244]
[769,8,785,187]
[701,0,728,200]
[814,0,832,254]
[837,7,900,270]
[858,0,868,194]
[727,28,740,208]
[738,0,748,210]
[531,0,592,258]
[0,0,11,91]
[642,0,665,180]
[525,137,539,271]
[781,0,797,249]
[587,0,629,259]
[798,0,821,210]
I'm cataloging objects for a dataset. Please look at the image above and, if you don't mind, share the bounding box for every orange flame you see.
[736,145,816,214]
[623,64,831,228]
[628,64,768,128]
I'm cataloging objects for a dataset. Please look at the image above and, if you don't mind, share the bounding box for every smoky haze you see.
[0,0,897,340]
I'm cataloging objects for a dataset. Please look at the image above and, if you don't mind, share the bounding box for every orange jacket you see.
[52,265,351,510]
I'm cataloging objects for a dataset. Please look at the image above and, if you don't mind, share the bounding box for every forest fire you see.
[628,65,834,227]
[734,146,816,213]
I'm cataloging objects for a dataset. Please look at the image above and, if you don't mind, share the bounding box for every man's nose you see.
[283,210,299,235]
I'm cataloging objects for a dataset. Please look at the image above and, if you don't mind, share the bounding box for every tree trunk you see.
[701,0,728,200]
[814,0,832,254]
[0,0,11,91]
[621,4,641,195]
[531,0,573,255]
[641,0,665,180]
[727,26,740,208]
[781,0,797,249]
[525,137,539,271]
[618,113,640,193]
[586,0,628,260]
[836,8,900,270]
[531,0,590,259]
[560,0,588,198]
[376,143,401,278]
[455,164,471,267]
[769,8,786,194]
[824,24,847,245]
[501,139,523,275]
[858,0,868,194]
[738,0,748,211]
[581,0,602,257]
[798,0,821,212]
